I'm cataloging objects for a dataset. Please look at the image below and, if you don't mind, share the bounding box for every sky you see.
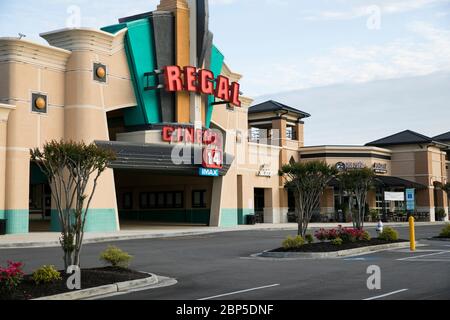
[0,0,449,144]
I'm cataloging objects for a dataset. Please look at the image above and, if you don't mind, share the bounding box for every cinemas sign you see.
[163,65,242,107]
[162,125,223,170]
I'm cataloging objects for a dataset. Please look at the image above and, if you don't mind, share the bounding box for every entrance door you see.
[254,188,265,223]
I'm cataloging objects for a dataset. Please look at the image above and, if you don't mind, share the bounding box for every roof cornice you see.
[0,38,71,71]
[40,27,128,54]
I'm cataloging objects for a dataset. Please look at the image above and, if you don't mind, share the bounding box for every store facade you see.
[0,0,448,235]
[298,131,450,222]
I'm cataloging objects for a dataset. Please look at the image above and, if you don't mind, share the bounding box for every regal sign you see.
[163,66,242,107]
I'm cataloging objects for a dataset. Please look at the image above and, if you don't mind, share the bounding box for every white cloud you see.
[303,0,450,21]
[244,22,450,96]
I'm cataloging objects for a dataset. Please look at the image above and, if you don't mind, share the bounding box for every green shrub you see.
[331,238,343,246]
[439,224,450,238]
[100,246,133,268]
[369,210,379,222]
[378,227,399,241]
[361,230,371,241]
[436,209,447,221]
[305,234,314,244]
[32,265,62,285]
[282,236,305,250]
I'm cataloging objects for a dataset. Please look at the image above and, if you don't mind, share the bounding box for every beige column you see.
[0,104,16,220]
[158,0,191,124]
[367,190,376,210]
[320,187,335,215]
[297,121,305,148]
[417,188,435,221]
[63,50,119,232]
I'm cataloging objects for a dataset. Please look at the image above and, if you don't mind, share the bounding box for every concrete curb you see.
[257,241,412,259]
[0,222,445,249]
[33,273,159,300]
[428,237,450,242]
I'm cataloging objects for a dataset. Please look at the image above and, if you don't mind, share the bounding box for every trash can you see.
[246,215,256,225]
[0,219,6,235]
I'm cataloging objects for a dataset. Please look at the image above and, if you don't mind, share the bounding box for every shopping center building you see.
[0,0,448,234]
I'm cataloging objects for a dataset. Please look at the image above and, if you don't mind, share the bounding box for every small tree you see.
[338,168,375,230]
[30,140,116,268]
[280,161,337,237]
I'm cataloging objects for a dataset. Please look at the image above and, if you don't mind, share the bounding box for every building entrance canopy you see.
[95,140,233,177]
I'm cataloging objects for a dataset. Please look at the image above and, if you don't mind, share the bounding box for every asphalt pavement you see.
[1,225,449,300]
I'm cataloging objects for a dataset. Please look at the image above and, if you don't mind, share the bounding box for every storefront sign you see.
[163,65,241,107]
[203,148,223,169]
[199,168,219,177]
[406,189,415,211]
[373,163,388,174]
[335,161,366,171]
[162,126,220,146]
[257,164,272,177]
[384,192,405,201]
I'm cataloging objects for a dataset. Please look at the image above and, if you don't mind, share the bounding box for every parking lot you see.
[1,224,449,300]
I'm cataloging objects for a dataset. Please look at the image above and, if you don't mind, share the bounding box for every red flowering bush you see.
[314,226,368,243]
[0,261,24,298]
[314,229,328,242]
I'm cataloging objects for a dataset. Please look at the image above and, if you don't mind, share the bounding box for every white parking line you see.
[198,284,280,301]
[402,259,450,262]
[363,289,409,300]
[397,250,450,261]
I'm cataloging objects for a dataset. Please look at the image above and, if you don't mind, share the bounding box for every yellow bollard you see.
[409,216,416,252]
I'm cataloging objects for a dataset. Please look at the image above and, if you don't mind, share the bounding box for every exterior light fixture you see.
[31,93,47,114]
[35,97,46,110]
[93,63,107,83]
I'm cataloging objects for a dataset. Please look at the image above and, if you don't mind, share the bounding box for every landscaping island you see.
[0,246,152,300]
[2,267,149,300]
[433,223,450,240]
[271,238,408,253]
[270,226,406,255]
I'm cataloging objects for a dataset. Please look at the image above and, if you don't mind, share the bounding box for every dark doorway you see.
[254,188,265,223]
[29,163,51,232]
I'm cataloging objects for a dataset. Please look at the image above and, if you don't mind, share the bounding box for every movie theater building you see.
[0,0,448,235]
[0,0,309,234]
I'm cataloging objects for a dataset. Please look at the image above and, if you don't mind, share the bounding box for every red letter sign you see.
[164,66,183,92]
[215,75,230,101]
[183,66,197,92]
[198,69,214,95]
[230,82,241,107]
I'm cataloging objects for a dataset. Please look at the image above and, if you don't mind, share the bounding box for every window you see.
[148,193,156,208]
[174,192,183,208]
[139,193,148,209]
[166,192,174,207]
[286,126,297,140]
[139,191,184,209]
[123,193,133,210]
[157,193,165,208]
[250,127,260,142]
[192,190,207,208]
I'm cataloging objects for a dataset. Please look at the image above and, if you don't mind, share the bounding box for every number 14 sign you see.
[203,148,223,169]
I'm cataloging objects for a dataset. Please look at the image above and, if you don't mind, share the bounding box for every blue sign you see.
[199,168,219,177]
[406,189,415,211]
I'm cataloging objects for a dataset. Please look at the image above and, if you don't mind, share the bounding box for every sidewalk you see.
[0,222,445,249]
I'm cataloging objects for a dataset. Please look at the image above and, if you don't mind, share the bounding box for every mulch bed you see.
[271,239,408,253]
[1,267,149,300]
